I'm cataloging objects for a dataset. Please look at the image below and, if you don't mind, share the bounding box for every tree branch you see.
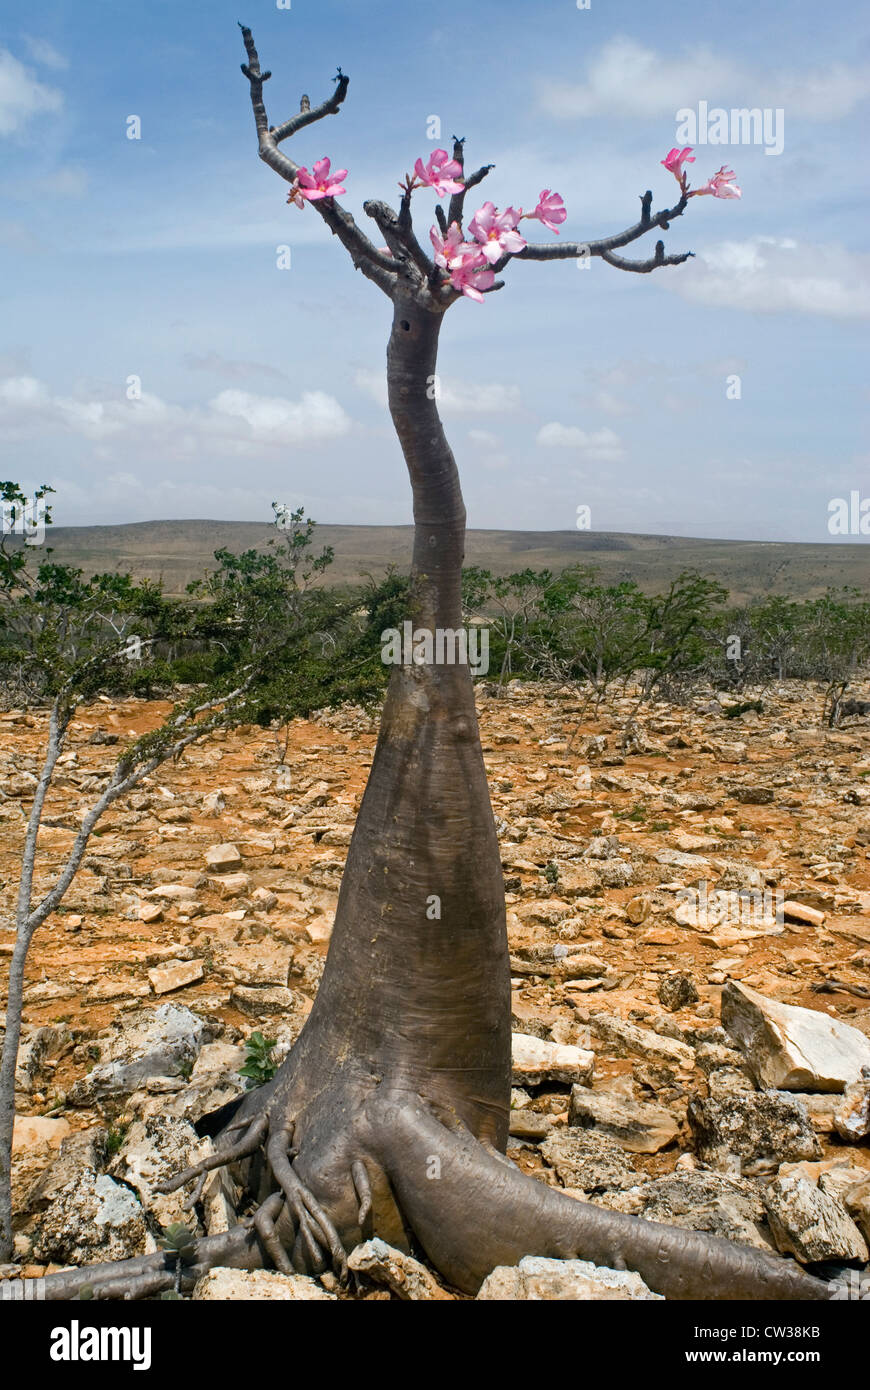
[515,189,690,264]
[598,242,694,274]
[238,25,397,297]
[446,136,494,231]
[364,200,432,281]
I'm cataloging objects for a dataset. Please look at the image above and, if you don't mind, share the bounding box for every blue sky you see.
[1,0,868,543]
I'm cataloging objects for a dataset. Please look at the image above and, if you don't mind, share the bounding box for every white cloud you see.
[0,48,62,135]
[355,368,521,415]
[659,237,870,319]
[210,388,350,443]
[0,374,48,405]
[536,422,625,463]
[468,429,500,447]
[21,36,68,71]
[0,375,354,451]
[540,37,870,122]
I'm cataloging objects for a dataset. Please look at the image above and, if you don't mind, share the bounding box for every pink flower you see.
[661,147,695,182]
[413,148,465,197]
[291,156,347,203]
[448,259,496,304]
[467,201,527,262]
[429,223,493,301]
[429,221,474,270]
[694,165,741,199]
[525,189,567,233]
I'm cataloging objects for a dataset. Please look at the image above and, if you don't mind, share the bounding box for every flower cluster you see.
[661,145,741,199]
[430,192,567,302]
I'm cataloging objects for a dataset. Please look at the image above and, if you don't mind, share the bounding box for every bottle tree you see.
[33,27,825,1301]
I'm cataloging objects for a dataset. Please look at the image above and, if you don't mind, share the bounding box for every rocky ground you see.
[1,680,869,1300]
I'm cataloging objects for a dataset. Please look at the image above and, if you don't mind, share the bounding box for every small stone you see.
[148,959,204,995]
[624,895,651,925]
[763,1175,868,1263]
[138,903,163,924]
[508,1110,552,1140]
[193,1268,335,1300]
[540,1128,645,1193]
[586,1013,695,1069]
[348,1239,453,1300]
[511,1033,594,1087]
[658,972,700,1012]
[230,985,296,1016]
[217,872,251,900]
[205,843,243,872]
[477,1256,662,1301]
[147,883,198,902]
[11,1115,71,1156]
[251,887,278,911]
[687,1091,822,1172]
[834,1067,870,1142]
[568,1086,679,1154]
[782,901,826,928]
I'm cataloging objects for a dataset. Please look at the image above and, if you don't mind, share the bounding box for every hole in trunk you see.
[400,320,411,331]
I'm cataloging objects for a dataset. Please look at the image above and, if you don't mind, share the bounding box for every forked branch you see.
[238,24,397,295]
[514,188,691,269]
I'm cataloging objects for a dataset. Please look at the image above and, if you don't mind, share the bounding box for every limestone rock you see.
[834,1067,870,1142]
[511,1033,594,1087]
[348,1239,453,1300]
[639,1170,774,1253]
[568,1086,679,1154]
[540,1128,646,1193]
[229,985,296,1016]
[845,1178,870,1243]
[193,1268,335,1300]
[11,1114,71,1156]
[216,872,251,900]
[687,1091,822,1172]
[148,959,203,995]
[586,1013,695,1069]
[67,1004,211,1104]
[763,1175,868,1263]
[508,1109,552,1140]
[658,973,700,1012]
[216,946,293,988]
[25,1128,106,1213]
[32,1172,147,1265]
[722,981,870,1092]
[109,1114,211,1228]
[477,1256,662,1301]
[204,843,242,871]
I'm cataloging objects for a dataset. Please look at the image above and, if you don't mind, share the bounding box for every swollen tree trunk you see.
[292,292,510,1139]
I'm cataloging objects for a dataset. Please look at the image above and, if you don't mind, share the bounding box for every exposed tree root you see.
[18,1082,834,1302]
